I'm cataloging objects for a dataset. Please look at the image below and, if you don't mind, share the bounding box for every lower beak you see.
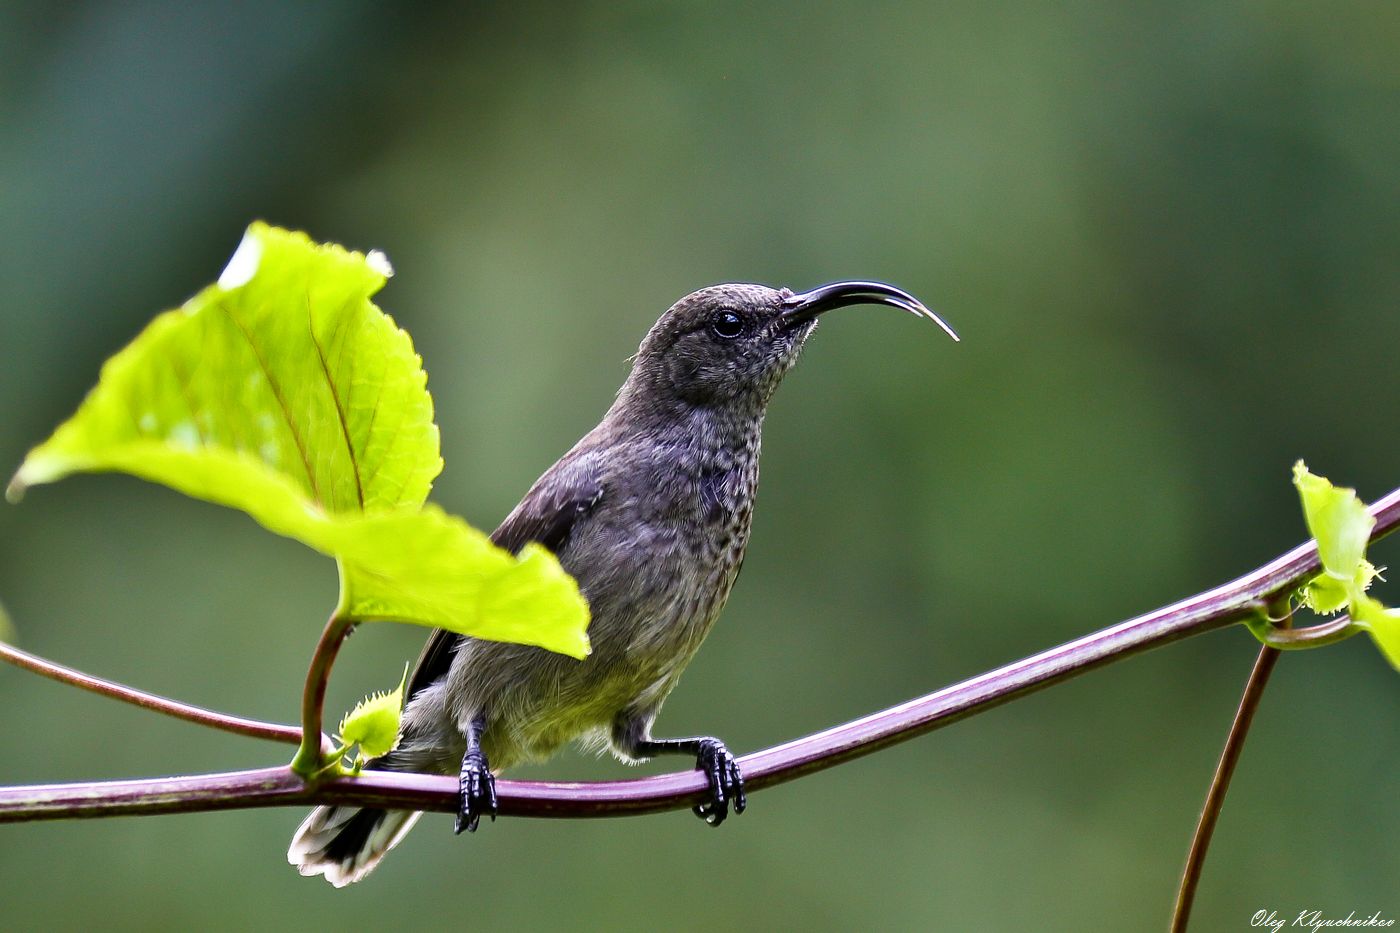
[780,281,959,342]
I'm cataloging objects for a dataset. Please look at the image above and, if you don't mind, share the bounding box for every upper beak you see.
[780,281,960,342]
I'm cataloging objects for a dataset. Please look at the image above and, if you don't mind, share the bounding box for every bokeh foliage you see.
[1,3,1397,930]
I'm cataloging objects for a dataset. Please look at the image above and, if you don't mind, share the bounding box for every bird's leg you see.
[632,736,747,826]
[454,711,497,834]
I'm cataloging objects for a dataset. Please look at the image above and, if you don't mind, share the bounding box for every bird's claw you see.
[691,738,746,826]
[455,750,497,834]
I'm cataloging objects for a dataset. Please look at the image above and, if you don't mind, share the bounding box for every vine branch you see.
[1171,604,1290,932]
[0,640,302,746]
[1253,614,1354,649]
[3,484,1398,824]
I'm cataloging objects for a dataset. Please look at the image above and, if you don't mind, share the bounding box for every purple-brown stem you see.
[1254,614,1353,649]
[3,485,1398,824]
[0,640,301,745]
[1171,604,1291,932]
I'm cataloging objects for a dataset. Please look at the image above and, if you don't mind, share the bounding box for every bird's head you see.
[616,281,957,420]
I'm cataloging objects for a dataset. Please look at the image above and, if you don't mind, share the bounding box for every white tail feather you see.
[287,806,422,887]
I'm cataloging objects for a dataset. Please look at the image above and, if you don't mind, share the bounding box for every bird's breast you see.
[561,439,759,676]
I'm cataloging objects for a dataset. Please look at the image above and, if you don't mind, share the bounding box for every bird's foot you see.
[692,738,746,827]
[454,749,498,834]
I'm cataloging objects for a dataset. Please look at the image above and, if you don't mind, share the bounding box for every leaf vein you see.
[217,298,322,504]
[307,289,364,511]
[357,351,391,492]
[163,346,209,447]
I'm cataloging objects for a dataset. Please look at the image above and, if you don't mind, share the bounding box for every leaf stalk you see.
[290,612,355,777]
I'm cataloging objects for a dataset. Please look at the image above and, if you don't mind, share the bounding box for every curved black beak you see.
[781,281,959,342]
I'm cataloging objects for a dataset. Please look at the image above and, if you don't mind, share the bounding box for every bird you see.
[288,280,958,885]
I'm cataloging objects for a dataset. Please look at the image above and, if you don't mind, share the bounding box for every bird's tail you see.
[287,803,422,887]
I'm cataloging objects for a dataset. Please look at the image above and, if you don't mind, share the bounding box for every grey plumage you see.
[290,280,955,886]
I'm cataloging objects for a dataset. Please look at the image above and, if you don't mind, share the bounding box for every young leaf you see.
[1299,574,1351,615]
[1292,461,1374,581]
[1299,560,1378,614]
[7,223,590,657]
[1350,596,1400,671]
[339,668,408,761]
[1288,463,1398,673]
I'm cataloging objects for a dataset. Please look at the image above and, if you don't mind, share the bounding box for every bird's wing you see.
[404,455,605,699]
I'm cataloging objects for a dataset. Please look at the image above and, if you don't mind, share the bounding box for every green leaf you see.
[0,599,13,642]
[1350,595,1400,672]
[338,667,408,761]
[9,223,438,513]
[331,507,590,658]
[1292,461,1374,581]
[8,223,590,657]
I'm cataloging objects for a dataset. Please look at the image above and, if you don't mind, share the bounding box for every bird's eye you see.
[710,310,745,339]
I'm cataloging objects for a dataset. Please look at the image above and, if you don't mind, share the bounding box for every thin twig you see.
[1171,604,1291,932]
[0,640,302,745]
[2,484,1398,824]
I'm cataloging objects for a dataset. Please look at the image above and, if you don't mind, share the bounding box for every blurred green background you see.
[2,2,1398,930]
